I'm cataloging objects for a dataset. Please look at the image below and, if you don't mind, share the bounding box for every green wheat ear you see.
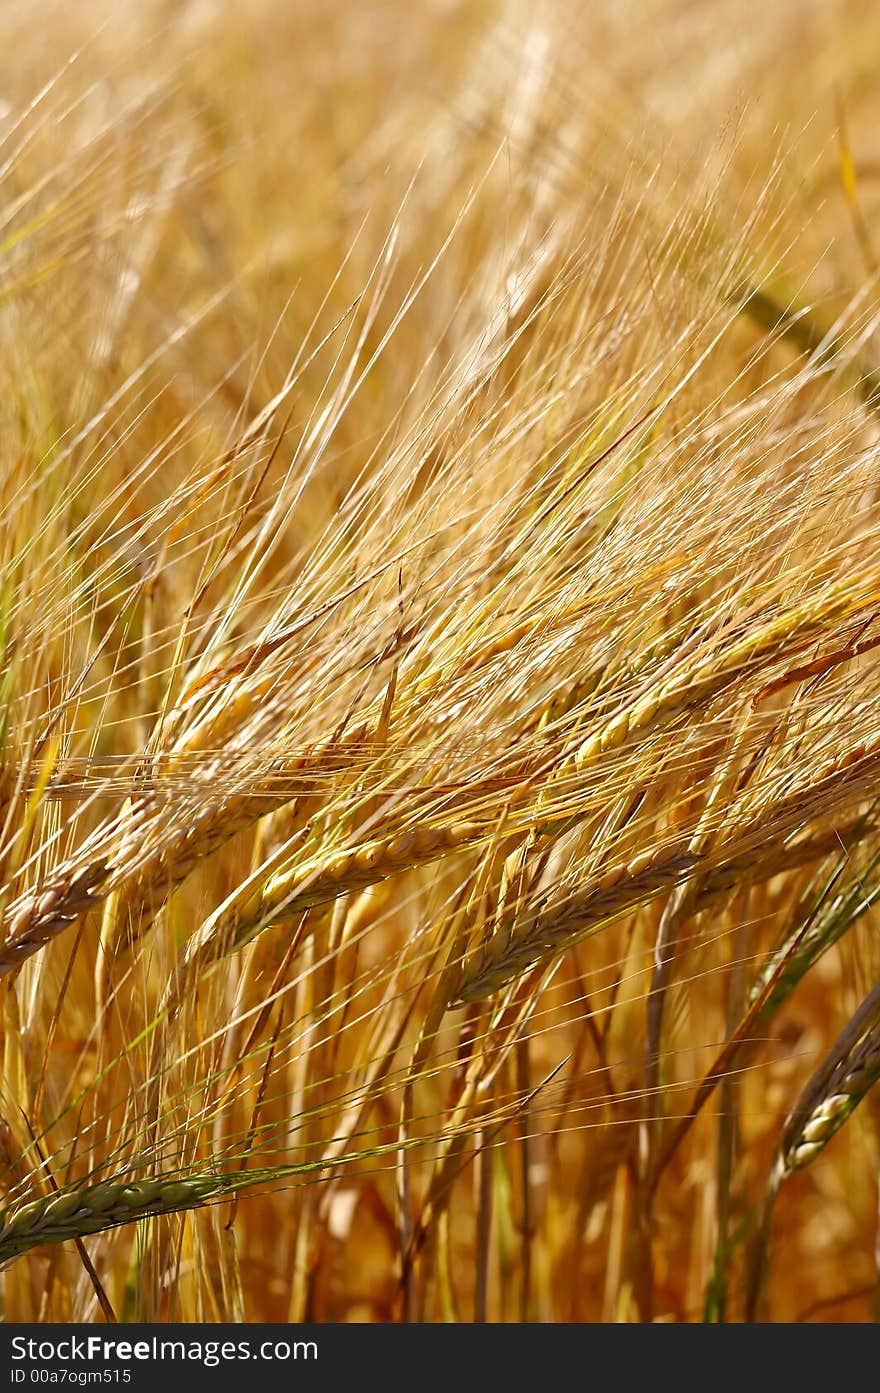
[0,1173,235,1264]
[0,1143,415,1264]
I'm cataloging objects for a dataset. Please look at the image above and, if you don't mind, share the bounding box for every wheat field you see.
[2,0,880,1324]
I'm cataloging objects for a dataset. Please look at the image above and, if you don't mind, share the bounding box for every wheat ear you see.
[747,979,880,1317]
[456,734,880,1001]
